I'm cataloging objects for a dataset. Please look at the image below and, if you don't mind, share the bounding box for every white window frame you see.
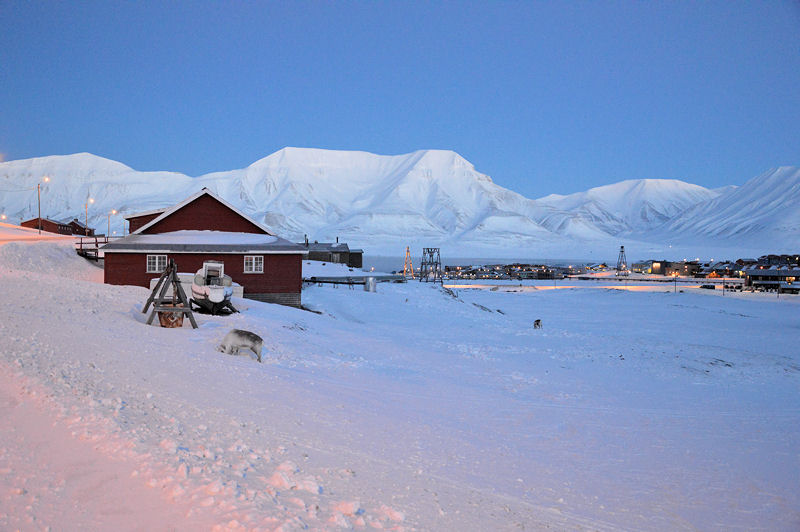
[244,255,264,274]
[146,254,168,273]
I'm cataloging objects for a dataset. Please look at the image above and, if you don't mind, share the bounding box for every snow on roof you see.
[301,260,380,277]
[743,265,800,276]
[300,242,350,252]
[101,230,306,254]
[124,207,167,219]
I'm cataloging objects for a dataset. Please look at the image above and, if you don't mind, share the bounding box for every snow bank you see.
[1,238,799,530]
[301,259,388,278]
[0,240,103,282]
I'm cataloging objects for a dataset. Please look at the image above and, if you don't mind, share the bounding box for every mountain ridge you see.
[1,149,796,258]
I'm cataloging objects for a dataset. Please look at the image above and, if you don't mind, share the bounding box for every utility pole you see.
[85,197,94,236]
[107,209,117,239]
[37,182,42,234]
[36,176,50,234]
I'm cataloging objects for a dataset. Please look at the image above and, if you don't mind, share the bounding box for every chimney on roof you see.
[336,236,339,243]
[304,234,308,246]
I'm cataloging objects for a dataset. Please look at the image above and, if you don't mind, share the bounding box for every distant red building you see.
[68,218,95,236]
[103,188,306,307]
[21,217,73,235]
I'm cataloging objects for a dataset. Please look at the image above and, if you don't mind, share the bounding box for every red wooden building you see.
[102,188,306,307]
[68,218,95,236]
[21,217,73,235]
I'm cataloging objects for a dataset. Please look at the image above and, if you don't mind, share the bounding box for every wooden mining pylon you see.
[403,246,415,279]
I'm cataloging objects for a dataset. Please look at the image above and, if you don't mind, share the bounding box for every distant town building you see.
[68,218,95,236]
[443,263,565,280]
[21,217,73,235]
[649,260,672,275]
[700,261,744,278]
[298,238,363,269]
[756,254,800,267]
[744,265,800,293]
[666,261,702,277]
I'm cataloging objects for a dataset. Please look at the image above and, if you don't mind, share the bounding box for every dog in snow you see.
[217,329,263,362]
[533,319,542,329]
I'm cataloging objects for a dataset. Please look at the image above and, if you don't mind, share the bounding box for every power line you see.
[0,186,36,192]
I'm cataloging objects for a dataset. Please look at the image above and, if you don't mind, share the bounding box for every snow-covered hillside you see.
[0,149,624,256]
[650,166,800,251]
[0,150,795,259]
[1,228,799,530]
[536,179,721,235]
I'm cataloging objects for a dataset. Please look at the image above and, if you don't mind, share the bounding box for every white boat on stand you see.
[191,261,238,315]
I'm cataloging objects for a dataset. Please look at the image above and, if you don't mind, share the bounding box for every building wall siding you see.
[128,213,162,233]
[68,220,94,236]
[144,195,267,235]
[104,252,302,302]
[21,218,72,235]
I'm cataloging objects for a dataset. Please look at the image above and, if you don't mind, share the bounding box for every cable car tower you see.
[616,245,629,276]
[402,246,415,279]
[419,247,443,284]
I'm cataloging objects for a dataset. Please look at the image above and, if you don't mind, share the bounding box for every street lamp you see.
[107,209,117,239]
[37,176,50,234]
[85,197,94,236]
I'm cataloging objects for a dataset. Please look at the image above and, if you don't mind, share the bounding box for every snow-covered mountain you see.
[0,149,795,258]
[0,149,614,256]
[536,179,722,235]
[648,166,800,251]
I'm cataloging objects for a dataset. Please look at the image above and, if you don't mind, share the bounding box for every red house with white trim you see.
[102,188,306,307]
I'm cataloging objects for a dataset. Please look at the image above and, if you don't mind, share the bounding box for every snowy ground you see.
[1,235,799,531]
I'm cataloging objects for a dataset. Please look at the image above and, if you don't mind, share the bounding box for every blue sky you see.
[1,1,798,197]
